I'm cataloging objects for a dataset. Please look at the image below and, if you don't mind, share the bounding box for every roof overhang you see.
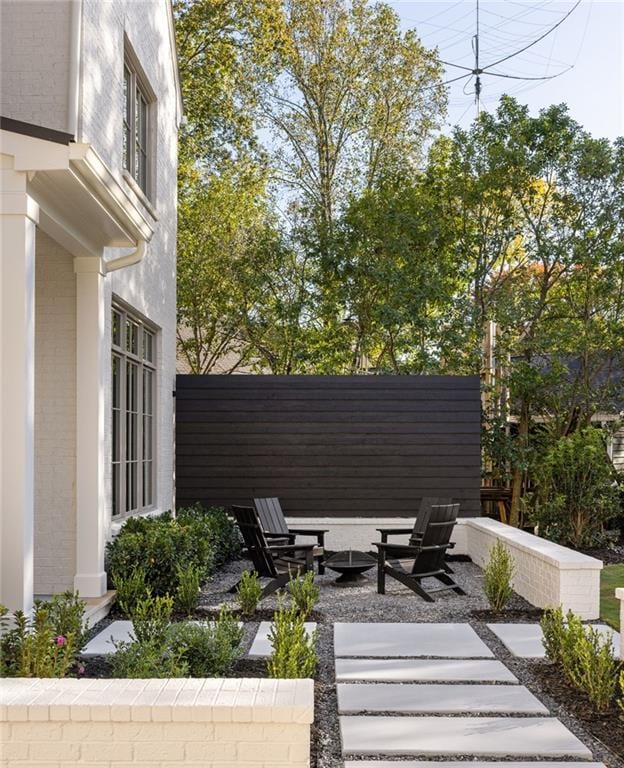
[1,128,154,257]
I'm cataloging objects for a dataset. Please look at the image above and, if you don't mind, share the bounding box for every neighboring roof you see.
[0,116,74,145]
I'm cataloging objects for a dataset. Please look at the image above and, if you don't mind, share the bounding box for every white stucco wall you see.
[78,0,179,524]
[34,231,77,595]
[0,1,72,133]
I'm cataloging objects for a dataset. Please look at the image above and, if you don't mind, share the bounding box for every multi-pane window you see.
[112,306,156,517]
[122,58,150,195]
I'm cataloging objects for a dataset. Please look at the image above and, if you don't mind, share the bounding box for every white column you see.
[73,256,107,597]
[0,174,38,612]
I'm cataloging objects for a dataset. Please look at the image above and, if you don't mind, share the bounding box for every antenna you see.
[442,0,580,116]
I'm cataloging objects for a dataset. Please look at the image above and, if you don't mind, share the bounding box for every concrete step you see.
[336,658,517,683]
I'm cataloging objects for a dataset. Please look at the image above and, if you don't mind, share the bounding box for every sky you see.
[387,0,624,140]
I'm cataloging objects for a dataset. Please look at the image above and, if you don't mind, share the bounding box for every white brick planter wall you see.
[1,678,314,767]
[616,587,624,660]
[463,518,603,620]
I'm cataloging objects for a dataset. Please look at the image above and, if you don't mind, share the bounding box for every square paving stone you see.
[248,621,317,657]
[334,623,494,658]
[335,658,517,683]
[339,716,593,757]
[345,762,606,767]
[337,683,548,714]
[487,622,620,658]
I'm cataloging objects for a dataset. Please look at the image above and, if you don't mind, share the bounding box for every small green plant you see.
[175,563,202,616]
[483,540,515,613]
[543,607,620,713]
[288,570,319,619]
[129,594,174,645]
[236,570,263,617]
[167,607,243,676]
[113,568,150,617]
[618,670,624,720]
[541,606,566,663]
[267,603,317,679]
[111,638,189,678]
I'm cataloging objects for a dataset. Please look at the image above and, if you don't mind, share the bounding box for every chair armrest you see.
[265,531,296,544]
[376,527,419,544]
[288,528,329,535]
[372,541,422,555]
[268,543,317,553]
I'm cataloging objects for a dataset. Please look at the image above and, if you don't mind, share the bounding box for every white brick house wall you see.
[34,231,77,595]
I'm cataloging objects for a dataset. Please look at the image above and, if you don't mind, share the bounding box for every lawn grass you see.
[600,563,624,629]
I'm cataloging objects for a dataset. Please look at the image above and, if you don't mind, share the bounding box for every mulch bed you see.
[530,660,624,759]
[471,607,544,622]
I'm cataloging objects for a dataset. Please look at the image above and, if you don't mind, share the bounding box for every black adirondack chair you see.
[374,503,466,602]
[254,497,327,574]
[230,505,317,598]
[376,496,455,573]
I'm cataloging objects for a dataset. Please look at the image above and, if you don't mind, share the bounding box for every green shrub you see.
[236,570,263,617]
[543,607,620,712]
[618,670,624,719]
[129,594,174,646]
[111,639,189,678]
[288,570,320,619]
[541,606,567,663]
[106,506,240,602]
[167,608,243,677]
[113,568,150,617]
[483,540,515,613]
[0,595,85,678]
[267,603,317,679]
[532,427,621,548]
[175,563,202,616]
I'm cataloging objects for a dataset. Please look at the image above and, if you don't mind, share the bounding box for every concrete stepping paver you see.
[337,682,548,714]
[334,623,494,658]
[345,762,606,767]
[336,658,517,683]
[248,620,316,657]
[339,715,593,758]
[487,622,620,658]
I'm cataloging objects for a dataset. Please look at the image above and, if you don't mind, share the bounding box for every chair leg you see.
[261,573,290,599]
[377,558,386,594]
[317,534,325,574]
[443,562,454,574]
[317,555,325,575]
[435,571,466,595]
[388,567,436,602]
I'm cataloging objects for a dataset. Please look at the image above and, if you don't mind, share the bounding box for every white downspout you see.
[67,0,83,139]
[103,239,147,273]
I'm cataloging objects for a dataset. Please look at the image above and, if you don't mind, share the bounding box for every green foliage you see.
[175,564,202,616]
[618,670,624,720]
[113,568,150,617]
[167,608,243,677]
[541,606,567,665]
[0,594,85,678]
[287,570,319,620]
[235,570,263,617]
[483,541,515,613]
[267,603,317,679]
[107,506,240,604]
[532,427,620,547]
[111,639,189,679]
[541,607,620,712]
[129,594,174,646]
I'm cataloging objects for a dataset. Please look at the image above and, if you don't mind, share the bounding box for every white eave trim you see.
[68,143,154,243]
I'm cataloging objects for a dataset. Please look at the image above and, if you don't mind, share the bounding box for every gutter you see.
[104,239,147,273]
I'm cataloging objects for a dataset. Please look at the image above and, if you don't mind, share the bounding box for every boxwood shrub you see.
[106,505,240,603]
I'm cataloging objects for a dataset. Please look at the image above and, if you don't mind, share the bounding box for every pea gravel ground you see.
[197,557,624,768]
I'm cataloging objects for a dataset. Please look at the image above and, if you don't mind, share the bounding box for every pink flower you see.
[78,665,85,675]
[54,635,66,646]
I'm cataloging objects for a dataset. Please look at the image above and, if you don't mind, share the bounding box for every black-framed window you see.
[112,306,156,517]
[122,58,151,195]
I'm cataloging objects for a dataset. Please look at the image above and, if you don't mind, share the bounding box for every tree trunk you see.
[509,399,529,527]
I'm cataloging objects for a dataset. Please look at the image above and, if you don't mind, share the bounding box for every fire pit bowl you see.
[324,550,377,585]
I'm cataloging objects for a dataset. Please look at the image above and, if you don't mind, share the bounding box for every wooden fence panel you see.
[175,375,481,517]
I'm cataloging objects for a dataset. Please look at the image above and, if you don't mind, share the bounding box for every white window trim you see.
[112,303,157,519]
[123,40,156,200]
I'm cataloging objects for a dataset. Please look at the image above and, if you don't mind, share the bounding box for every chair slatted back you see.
[409,496,452,545]
[254,497,289,536]
[412,503,460,575]
[230,505,278,577]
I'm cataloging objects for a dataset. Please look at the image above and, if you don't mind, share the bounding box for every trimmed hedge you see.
[106,505,241,602]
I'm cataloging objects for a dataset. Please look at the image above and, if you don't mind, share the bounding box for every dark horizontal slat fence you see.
[176,375,481,517]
